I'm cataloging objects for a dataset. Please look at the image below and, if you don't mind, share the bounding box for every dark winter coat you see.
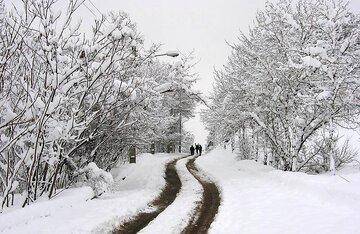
[190,146,195,155]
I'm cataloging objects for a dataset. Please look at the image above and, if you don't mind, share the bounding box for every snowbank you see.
[0,153,181,234]
[196,148,360,234]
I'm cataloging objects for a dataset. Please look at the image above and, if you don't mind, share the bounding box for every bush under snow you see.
[80,162,114,197]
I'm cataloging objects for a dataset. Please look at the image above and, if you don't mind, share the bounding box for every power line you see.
[87,0,113,25]
[82,2,97,18]
[87,0,102,16]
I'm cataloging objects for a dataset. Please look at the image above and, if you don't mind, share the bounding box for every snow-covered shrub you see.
[305,139,359,173]
[80,162,114,197]
[334,140,359,169]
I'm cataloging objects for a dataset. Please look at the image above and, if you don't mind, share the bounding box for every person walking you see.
[190,145,195,155]
[195,144,199,155]
[199,144,203,156]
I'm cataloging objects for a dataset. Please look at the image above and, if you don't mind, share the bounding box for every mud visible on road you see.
[112,157,184,234]
[182,157,221,234]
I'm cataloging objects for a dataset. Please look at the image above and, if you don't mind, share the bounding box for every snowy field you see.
[196,148,360,234]
[0,153,182,234]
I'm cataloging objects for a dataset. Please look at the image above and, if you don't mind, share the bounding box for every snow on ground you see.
[2,149,359,234]
[0,153,182,234]
[139,156,203,234]
[196,148,360,234]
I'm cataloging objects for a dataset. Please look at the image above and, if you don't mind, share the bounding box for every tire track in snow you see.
[182,156,221,234]
[138,156,203,234]
[112,155,188,234]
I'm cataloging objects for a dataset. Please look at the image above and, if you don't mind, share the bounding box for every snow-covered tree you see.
[203,0,360,172]
[0,0,199,211]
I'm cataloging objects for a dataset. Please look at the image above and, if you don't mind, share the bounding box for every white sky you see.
[5,0,360,147]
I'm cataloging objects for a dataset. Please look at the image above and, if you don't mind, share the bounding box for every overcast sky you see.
[6,0,360,147]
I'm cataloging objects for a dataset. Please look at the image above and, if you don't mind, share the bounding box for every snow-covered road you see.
[138,156,203,234]
[117,154,221,234]
[1,149,360,234]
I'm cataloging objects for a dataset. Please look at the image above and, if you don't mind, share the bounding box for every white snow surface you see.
[2,150,360,234]
[302,56,322,68]
[196,148,360,234]
[0,153,182,234]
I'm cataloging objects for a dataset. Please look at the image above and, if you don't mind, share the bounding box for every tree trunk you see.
[48,161,62,199]
[329,118,336,175]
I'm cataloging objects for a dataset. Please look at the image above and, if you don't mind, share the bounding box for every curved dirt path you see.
[112,156,186,234]
[182,157,221,234]
[137,156,203,233]
[112,155,221,234]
